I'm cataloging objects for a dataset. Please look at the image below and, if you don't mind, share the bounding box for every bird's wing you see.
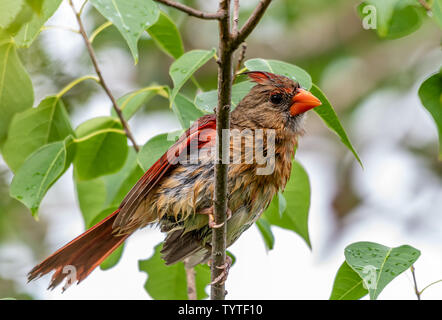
[113,114,217,230]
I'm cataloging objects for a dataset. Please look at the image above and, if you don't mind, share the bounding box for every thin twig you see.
[79,0,88,16]
[233,42,247,82]
[420,279,442,296]
[232,0,240,36]
[68,0,140,152]
[410,265,421,300]
[154,0,225,20]
[185,263,197,300]
[231,0,272,49]
[418,0,431,11]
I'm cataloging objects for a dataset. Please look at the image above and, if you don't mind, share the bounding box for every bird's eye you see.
[270,93,283,104]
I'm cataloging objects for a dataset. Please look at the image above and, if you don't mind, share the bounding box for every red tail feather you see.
[28,209,128,291]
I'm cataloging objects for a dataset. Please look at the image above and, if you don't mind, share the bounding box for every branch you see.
[68,0,140,152]
[185,264,197,300]
[232,0,240,36]
[418,0,431,11]
[153,0,225,20]
[233,42,247,82]
[231,0,272,49]
[410,265,421,300]
[211,0,232,300]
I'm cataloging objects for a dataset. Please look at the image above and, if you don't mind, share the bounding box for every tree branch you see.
[410,265,421,300]
[153,0,225,20]
[232,0,240,36]
[418,0,431,11]
[185,264,197,300]
[68,0,140,152]
[231,0,272,49]
[234,42,247,81]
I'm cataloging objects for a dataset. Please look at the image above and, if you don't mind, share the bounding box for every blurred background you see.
[0,0,441,299]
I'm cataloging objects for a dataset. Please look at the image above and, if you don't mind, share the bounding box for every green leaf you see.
[0,35,34,144]
[244,58,312,90]
[102,147,144,208]
[138,132,179,171]
[169,49,216,107]
[255,217,275,251]
[14,0,62,47]
[3,96,74,172]
[112,86,168,121]
[10,139,70,217]
[75,147,143,226]
[344,241,421,300]
[418,72,442,158]
[173,93,204,130]
[73,117,128,180]
[330,261,368,300]
[263,161,311,248]
[139,243,210,300]
[6,2,34,35]
[433,0,442,28]
[0,0,25,28]
[89,0,159,63]
[146,11,184,59]
[75,177,107,227]
[26,0,44,15]
[310,84,362,167]
[194,81,255,113]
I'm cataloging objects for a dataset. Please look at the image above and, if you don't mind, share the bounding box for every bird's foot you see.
[209,255,232,286]
[200,207,232,229]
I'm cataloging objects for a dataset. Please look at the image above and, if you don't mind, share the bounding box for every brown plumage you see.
[28,71,321,290]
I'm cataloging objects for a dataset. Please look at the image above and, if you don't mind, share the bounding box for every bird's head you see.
[232,71,322,134]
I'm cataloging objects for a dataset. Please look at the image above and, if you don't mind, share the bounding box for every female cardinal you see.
[28,71,321,290]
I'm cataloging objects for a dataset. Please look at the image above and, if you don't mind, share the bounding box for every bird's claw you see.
[205,207,232,229]
[209,255,232,286]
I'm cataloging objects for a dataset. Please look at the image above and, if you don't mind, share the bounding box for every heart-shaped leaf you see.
[344,241,421,300]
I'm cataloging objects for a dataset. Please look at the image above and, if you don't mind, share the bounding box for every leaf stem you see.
[56,75,100,98]
[68,0,140,152]
[410,265,421,300]
[419,279,442,296]
[90,21,113,43]
[418,0,431,11]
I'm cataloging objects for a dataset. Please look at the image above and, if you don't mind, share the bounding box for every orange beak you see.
[290,88,322,116]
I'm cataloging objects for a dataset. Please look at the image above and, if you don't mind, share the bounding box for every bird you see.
[27,71,322,290]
